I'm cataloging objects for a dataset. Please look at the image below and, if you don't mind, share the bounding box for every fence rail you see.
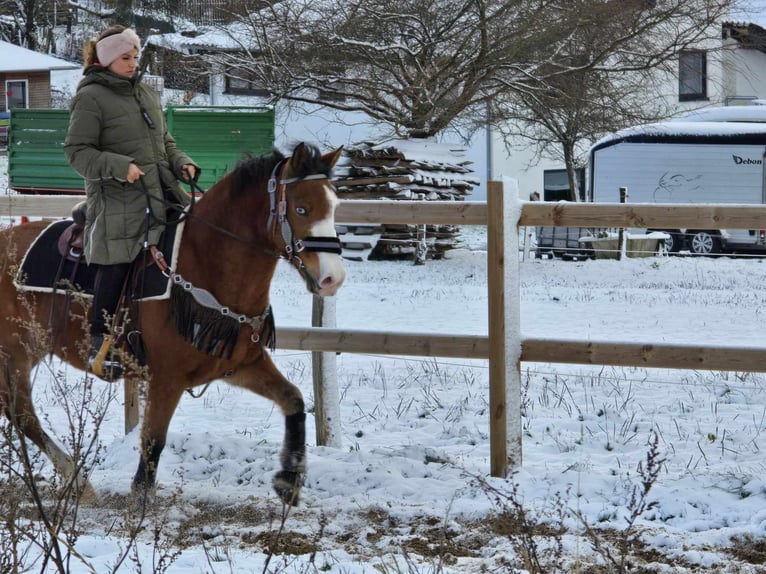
[4,189,766,477]
[6,194,766,229]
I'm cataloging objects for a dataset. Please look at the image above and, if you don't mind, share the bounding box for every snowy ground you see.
[3,156,766,572]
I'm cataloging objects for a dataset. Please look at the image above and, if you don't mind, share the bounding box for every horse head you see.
[270,142,346,297]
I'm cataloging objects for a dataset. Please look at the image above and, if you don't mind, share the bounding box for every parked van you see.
[589,111,766,254]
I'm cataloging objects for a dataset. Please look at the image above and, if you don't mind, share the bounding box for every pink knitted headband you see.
[96,28,141,67]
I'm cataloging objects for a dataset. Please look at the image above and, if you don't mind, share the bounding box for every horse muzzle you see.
[295,235,346,296]
[315,254,346,296]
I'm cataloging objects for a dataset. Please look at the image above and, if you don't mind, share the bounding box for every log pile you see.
[333,139,478,261]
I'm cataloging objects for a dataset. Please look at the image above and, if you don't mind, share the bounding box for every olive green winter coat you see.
[64,66,198,265]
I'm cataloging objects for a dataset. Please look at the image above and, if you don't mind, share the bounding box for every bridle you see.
[139,156,345,361]
[146,156,343,294]
[265,159,342,291]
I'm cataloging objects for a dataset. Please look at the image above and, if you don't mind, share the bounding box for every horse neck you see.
[179,182,278,313]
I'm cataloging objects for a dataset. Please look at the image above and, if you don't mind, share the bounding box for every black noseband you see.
[299,236,343,255]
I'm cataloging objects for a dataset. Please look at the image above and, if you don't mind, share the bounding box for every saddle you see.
[57,201,87,262]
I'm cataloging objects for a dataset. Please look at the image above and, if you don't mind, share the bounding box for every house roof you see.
[722,22,766,53]
[0,40,80,72]
[147,22,256,54]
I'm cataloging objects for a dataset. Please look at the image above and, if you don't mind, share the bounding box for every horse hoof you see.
[272,470,303,506]
[130,481,156,511]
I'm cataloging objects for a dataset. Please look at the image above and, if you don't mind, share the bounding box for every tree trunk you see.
[563,144,580,202]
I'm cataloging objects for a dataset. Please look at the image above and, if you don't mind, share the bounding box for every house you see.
[489,19,766,203]
[0,40,79,111]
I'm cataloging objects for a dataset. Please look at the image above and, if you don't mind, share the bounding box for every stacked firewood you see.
[333,139,478,261]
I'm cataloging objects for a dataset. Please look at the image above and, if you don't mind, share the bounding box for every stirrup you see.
[89,335,124,381]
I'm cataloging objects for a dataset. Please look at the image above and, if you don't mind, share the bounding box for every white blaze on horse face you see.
[312,183,346,296]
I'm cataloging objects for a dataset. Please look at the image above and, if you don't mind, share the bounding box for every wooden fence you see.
[4,185,766,478]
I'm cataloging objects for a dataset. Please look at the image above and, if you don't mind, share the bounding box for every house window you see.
[543,168,586,202]
[679,50,707,102]
[318,80,346,103]
[224,68,270,97]
[6,80,28,109]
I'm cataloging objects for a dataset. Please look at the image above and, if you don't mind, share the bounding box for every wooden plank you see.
[124,379,140,434]
[487,181,511,476]
[519,202,766,230]
[311,296,341,448]
[9,196,766,232]
[336,175,412,186]
[522,339,766,372]
[276,327,766,373]
[336,200,488,225]
[0,195,78,217]
[277,327,489,358]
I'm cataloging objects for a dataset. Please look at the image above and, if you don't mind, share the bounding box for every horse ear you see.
[291,142,308,167]
[322,146,344,169]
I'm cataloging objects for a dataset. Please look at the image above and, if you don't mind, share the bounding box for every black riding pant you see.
[90,262,131,337]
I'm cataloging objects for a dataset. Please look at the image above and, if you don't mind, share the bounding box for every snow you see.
[0,40,80,72]
[2,153,766,572]
[593,119,766,147]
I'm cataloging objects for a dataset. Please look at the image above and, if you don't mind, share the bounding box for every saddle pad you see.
[15,215,186,301]
[131,217,185,302]
[15,220,97,295]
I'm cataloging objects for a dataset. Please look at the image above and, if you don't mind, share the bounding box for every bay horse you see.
[0,142,346,505]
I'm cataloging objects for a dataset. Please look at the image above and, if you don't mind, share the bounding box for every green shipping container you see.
[8,108,82,194]
[7,106,275,194]
[165,106,275,191]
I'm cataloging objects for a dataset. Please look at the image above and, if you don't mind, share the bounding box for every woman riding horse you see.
[3,134,345,509]
[64,25,200,380]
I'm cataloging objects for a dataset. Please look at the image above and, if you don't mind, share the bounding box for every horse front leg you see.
[228,358,306,505]
[131,377,184,498]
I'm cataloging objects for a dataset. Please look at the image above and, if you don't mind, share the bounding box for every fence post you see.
[124,380,139,434]
[311,295,342,448]
[487,179,522,476]
[618,187,628,260]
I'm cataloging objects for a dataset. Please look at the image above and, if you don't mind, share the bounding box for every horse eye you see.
[295,206,308,216]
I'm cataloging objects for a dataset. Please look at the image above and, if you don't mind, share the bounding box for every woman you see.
[65,26,199,379]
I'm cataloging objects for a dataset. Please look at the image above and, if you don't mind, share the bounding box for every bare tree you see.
[213,0,564,138]
[491,0,735,201]
[494,68,677,201]
[1,0,48,49]
[211,0,735,143]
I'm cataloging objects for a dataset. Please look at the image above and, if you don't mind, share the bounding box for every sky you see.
[3,152,766,572]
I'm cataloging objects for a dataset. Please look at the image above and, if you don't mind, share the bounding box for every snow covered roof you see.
[592,119,766,150]
[0,40,79,72]
[146,22,256,53]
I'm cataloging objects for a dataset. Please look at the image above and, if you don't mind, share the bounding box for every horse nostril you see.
[320,271,346,290]
[320,274,336,288]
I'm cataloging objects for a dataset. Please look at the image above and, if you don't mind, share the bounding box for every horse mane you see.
[230,143,332,198]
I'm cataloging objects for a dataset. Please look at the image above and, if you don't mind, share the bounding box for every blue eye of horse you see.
[295,206,308,216]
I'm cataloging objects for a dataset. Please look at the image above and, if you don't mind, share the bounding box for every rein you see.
[132,155,342,360]
[138,161,342,265]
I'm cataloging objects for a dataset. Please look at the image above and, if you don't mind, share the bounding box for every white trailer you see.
[589,119,766,254]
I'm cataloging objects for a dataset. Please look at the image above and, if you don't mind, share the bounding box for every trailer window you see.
[679,50,707,102]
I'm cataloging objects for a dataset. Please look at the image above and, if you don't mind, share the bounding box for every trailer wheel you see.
[688,230,721,255]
